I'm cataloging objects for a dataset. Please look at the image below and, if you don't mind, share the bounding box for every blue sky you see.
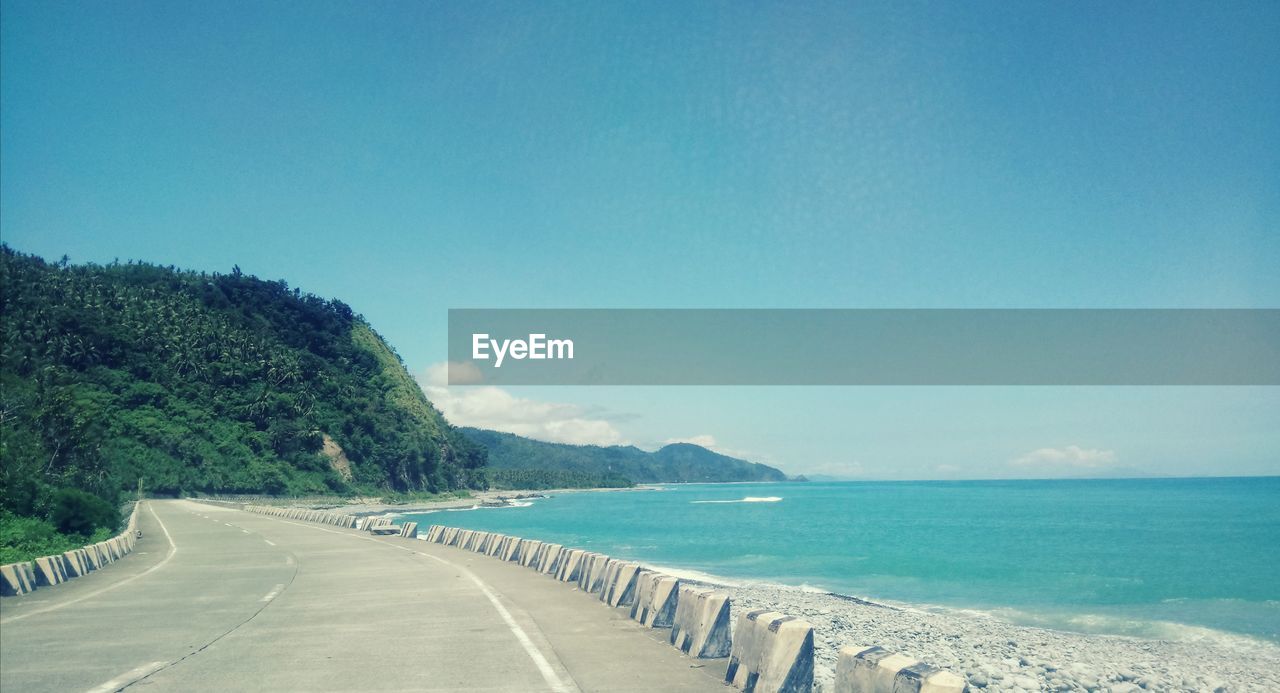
[3,1,1277,478]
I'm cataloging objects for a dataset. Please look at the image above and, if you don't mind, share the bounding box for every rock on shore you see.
[714,582,1279,693]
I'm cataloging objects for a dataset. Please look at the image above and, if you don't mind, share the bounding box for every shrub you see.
[48,488,118,537]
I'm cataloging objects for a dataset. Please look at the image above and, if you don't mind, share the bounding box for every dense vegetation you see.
[488,468,634,491]
[461,428,789,484]
[0,247,486,559]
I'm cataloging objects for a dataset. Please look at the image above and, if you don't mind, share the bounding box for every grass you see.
[0,511,114,564]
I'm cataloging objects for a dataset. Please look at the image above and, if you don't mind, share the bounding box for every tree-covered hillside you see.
[461,428,789,486]
[0,247,486,537]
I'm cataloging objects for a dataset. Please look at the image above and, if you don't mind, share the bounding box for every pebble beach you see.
[721,581,1280,693]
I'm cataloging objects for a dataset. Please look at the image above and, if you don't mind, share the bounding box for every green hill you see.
[460,428,789,489]
[0,247,486,558]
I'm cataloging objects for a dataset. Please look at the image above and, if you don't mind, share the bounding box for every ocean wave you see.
[691,496,783,504]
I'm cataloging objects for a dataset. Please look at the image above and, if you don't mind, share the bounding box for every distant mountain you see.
[459,428,789,489]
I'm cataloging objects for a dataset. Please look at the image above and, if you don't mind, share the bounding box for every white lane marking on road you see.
[263,539,276,546]
[274,519,576,693]
[1,502,178,625]
[241,529,250,534]
[260,583,284,602]
[85,660,168,693]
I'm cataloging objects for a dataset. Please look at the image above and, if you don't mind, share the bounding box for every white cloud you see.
[418,362,626,447]
[664,434,719,449]
[1012,445,1117,470]
[660,434,761,462]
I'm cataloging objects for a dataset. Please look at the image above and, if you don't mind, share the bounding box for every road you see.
[0,500,724,692]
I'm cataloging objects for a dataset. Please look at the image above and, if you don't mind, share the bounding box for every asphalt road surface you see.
[0,500,725,692]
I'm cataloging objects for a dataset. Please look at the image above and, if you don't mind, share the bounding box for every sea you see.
[402,477,1280,644]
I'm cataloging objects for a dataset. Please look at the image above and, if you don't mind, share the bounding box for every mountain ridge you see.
[459,427,789,488]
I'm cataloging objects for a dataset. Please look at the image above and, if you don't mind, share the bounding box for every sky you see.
[3,1,1278,479]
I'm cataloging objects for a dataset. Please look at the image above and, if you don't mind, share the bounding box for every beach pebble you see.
[719,581,1277,693]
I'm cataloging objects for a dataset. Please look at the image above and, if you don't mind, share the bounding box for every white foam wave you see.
[691,496,783,504]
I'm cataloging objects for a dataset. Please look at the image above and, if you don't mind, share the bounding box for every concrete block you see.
[630,572,680,628]
[519,540,544,567]
[832,646,918,693]
[725,609,814,693]
[538,544,564,574]
[889,662,967,693]
[33,555,67,586]
[670,586,732,658]
[579,553,611,593]
[62,550,88,578]
[599,559,641,607]
[486,534,507,557]
[399,522,418,538]
[1,562,38,596]
[500,536,522,562]
[555,549,585,582]
[426,525,445,543]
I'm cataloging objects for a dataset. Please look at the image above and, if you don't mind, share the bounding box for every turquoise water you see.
[404,477,1280,643]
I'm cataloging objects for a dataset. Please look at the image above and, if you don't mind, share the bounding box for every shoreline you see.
[643,565,1279,692]
[297,484,660,517]
[281,491,1280,691]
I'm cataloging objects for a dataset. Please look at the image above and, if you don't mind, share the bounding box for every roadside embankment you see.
[1,503,140,597]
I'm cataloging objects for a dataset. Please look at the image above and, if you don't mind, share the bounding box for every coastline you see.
[681,574,1280,692]
[303,484,659,517]
[304,487,1279,692]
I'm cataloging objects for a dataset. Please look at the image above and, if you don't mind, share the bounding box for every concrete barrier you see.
[555,549,585,582]
[724,609,815,693]
[399,522,418,538]
[426,525,444,542]
[363,517,393,532]
[519,540,544,567]
[486,534,508,557]
[500,536,522,562]
[0,562,38,596]
[537,544,564,575]
[61,549,90,578]
[33,555,68,586]
[670,586,732,658]
[599,559,641,607]
[832,646,966,693]
[578,553,611,594]
[629,571,680,628]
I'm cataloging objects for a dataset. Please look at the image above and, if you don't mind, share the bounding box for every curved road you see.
[0,500,723,692]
